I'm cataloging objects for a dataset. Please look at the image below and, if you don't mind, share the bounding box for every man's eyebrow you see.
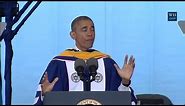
[81,26,87,29]
[81,25,94,29]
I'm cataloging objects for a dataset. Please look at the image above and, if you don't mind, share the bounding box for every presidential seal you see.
[77,99,102,105]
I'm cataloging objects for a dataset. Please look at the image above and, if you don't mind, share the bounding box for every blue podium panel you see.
[43,91,131,105]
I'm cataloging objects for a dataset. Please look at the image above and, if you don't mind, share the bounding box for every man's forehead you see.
[75,20,94,28]
[77,19,93,25]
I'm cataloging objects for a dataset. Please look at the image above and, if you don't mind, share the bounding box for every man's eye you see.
[82,28,87,32]
[91,28,94,31]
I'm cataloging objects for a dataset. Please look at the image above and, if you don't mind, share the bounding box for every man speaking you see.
[34,16,137,105]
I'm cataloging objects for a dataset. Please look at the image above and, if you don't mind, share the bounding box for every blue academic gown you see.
[34,49,137,105]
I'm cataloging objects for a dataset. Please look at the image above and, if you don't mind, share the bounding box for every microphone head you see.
[74,58,86,76]
[86,58,98,76]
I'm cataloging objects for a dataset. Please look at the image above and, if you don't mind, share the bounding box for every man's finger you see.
[124,55,128,65]
[114,64,120,71]
[45,72,48,81]
[114,64,123,76]
[128,55,133,65]
[41,72,47,83]
[132,57,135,67]
[132,57,135,63]
[51,77,59,86]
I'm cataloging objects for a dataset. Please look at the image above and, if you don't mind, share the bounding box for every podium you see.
[43,91,131,105]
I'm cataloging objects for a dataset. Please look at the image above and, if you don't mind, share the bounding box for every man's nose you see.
[87,30,93,36]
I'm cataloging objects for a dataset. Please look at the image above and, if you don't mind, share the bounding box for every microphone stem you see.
[83,75,91,91]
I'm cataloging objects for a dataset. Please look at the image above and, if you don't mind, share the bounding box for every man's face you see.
[71,20,95,51]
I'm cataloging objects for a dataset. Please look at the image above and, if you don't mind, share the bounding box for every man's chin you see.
[88,45,93,49]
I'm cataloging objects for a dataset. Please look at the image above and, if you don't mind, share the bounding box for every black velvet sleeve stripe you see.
[53,56,77,61]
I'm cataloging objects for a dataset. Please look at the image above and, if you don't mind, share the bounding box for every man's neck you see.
[75,46,89,52]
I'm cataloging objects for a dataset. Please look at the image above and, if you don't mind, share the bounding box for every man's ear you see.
[70,31,75,40]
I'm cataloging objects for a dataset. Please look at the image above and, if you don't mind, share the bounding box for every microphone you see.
[86,58,98,81]
[74,59,86,80]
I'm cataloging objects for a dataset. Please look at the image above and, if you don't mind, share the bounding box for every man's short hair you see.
[71,16,94,31]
